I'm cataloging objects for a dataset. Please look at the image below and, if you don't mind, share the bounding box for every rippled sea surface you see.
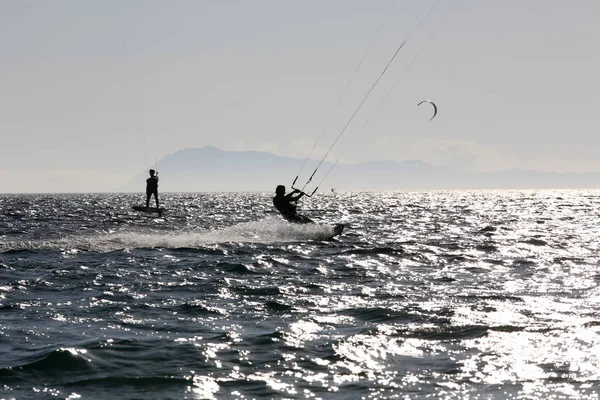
[2,191,600,399]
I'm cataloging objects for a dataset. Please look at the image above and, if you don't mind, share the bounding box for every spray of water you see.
[0,218,341,253]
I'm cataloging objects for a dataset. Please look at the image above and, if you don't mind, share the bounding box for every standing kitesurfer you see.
[146,169,159,208]
[273,185,314,224]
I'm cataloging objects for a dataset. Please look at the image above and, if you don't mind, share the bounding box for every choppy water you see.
[1,190,600,399]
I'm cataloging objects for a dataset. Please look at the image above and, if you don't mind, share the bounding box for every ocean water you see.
[1,190,600,400]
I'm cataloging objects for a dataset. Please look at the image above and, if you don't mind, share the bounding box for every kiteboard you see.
[286,221,345,240]
[333,223,345,237]
[132,205,165,217]
[318,223,345,240]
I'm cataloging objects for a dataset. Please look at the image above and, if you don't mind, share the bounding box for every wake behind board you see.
[132,205,165,217]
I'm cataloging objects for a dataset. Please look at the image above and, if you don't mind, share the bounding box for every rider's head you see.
[275,185,285,196]
[149,169,155,176]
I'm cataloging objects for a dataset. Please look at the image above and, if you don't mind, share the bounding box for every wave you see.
[0,347,194,394]
[340,307,426,323]
[0,347,95,378]
[400,324,490,340]
[341,246,404,256]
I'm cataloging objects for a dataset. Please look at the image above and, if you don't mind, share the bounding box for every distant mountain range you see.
[121,146,600,192]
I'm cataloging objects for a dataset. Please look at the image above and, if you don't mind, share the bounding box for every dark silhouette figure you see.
[146,169,159,208]
[273,185,314,224]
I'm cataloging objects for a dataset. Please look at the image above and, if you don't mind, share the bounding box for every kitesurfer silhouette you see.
[146,169,159,208]
[273,185,314,224]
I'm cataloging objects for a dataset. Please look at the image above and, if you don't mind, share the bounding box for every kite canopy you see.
[418,100,438,121]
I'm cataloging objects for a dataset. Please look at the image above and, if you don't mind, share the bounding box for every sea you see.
[1,190,600,400]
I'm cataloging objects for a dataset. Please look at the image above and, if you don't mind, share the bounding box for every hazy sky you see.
[1,0,599,192]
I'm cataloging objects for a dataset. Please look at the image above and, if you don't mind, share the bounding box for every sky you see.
[1,0,599,192]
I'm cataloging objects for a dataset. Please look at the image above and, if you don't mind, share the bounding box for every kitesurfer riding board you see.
[132,169,164,217]
[273,185,312,224]
[273,184,345,238]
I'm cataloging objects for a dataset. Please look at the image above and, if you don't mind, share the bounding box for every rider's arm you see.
[291,191,305,202]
